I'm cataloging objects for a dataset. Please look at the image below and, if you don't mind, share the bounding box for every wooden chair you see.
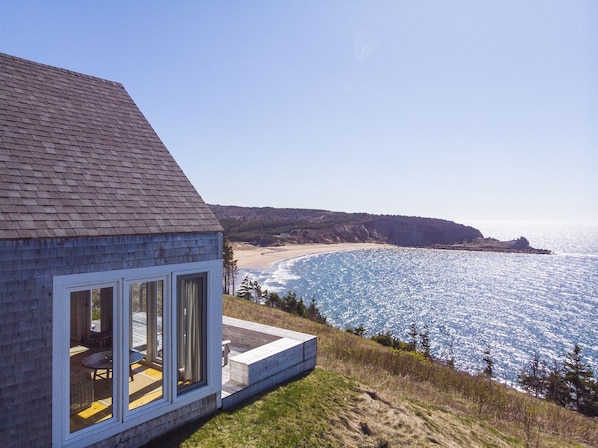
[70,368,94,415]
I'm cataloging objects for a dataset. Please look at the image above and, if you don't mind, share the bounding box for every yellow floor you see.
[70,363,163,433]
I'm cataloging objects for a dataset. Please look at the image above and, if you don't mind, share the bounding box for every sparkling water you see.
[240,222,598,385]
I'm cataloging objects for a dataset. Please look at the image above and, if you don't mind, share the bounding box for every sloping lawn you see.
[144,369,355,448]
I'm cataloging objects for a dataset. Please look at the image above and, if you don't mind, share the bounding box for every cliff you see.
[209,204,482,247]
[209,205,551,254]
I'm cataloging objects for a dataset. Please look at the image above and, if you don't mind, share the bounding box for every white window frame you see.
[124,274,171,415]
[52,260,222,448]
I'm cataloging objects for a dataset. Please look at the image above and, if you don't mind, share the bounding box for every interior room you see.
[68,283,164,433]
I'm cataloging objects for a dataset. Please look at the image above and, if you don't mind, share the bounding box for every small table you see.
[82,350,144,381]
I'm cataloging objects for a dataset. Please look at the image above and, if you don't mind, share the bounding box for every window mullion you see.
[168,273,177,402]
[117,279,127,422]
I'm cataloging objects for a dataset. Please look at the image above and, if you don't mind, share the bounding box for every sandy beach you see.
[232,242,392,269]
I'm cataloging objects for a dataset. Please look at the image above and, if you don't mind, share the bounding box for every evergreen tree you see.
[583,378,598,417]
[419,325,431,359]
[222,239,238,295]
[305,298,327,324]
[371,331,396,348]
[517,352,548,398]
[482,346,494,379]
[236,277,261,302]
[545,359,568,406]
[346,324,367,337]
[236,276,253,300]
[250,279,261,303]
[408,323,418,352]
[444,332,455,369]
[563,344,594,413]
[264,291,282,309]
[297,297,306,317]
[281,291,305,316]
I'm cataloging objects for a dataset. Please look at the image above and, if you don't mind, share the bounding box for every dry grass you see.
[224,295,598,447]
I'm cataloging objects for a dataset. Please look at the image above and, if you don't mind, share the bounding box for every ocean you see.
[239,221,598,385]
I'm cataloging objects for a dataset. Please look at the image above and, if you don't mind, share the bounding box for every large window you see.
[67,278,168,434]
[53,261,222,448]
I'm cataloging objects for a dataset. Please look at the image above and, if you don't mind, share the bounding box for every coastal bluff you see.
[209,205,550,254]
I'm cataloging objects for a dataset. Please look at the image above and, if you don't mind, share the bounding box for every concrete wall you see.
[0,233,221,448]
[87,394,217,448]
[222,323,280,350]
[221,317,317,410]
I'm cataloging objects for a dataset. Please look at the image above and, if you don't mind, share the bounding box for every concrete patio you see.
[221,316,317,409]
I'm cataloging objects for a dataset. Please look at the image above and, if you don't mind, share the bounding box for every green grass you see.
[146,369,355,448]
[144,296,598,447]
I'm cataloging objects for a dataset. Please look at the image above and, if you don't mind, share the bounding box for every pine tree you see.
[346,324,367,337]
[545,360,568,406]
[583,378,598,417]
[305,298,327,324]
[444,332,455,369]
[264,291,282,308]
[563,344,594,413]
[517,351,548,398]
[282,291,300,314]
[250,280,261,303]
[482,346,494,379]
[236,276,251,300]
[408,323,418,352]
[222,239,238,295]
[419,325,431,359]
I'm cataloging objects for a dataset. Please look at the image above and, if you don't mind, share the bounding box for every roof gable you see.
[0,53,222,239]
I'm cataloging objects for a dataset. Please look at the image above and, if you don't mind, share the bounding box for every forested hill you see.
[208,204,483,247]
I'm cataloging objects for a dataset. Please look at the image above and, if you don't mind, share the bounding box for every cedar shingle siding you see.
[0,53,222,447]
[1,234,221,447]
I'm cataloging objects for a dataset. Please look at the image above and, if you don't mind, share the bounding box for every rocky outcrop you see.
[432,236,551,254]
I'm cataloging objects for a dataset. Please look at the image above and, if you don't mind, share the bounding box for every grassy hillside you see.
[146,296,597,447]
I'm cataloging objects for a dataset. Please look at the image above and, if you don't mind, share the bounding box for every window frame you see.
[124,274,170,416]
[52,260,222,448]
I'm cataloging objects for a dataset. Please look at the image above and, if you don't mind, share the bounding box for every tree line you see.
[348,323,598,418]
[235,276,327,324]
[517,344,597,417]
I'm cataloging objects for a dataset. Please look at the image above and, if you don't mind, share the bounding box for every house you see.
[0,53,225,447]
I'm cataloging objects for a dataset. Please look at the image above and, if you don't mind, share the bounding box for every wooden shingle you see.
[0,53,222,239]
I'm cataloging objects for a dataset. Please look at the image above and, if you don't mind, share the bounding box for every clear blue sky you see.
[2,1,596,224]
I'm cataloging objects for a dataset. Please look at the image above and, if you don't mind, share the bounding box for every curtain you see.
[70,290,91,342]
[100,287,113,333]
[178,276,203,385]
[146,281,158,361]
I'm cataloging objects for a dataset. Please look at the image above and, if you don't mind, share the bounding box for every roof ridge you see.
[0,51,123,89]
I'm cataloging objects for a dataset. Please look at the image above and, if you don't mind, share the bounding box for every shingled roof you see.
[0,53,222,240]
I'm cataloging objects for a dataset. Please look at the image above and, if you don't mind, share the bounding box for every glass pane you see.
[69,287,114,433]
[177,275,205,393]
[128,280,164,411]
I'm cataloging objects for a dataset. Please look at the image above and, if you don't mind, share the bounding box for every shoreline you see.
[232,242,393,269]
